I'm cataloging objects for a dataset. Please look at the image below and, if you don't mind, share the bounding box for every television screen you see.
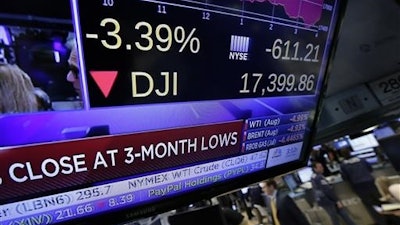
[0,0,345,224]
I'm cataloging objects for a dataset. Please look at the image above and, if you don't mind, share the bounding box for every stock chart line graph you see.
[243,0,324,27]
[142,0,334,33]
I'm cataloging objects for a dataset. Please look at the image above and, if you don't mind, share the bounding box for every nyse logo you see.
[229,35,250,61]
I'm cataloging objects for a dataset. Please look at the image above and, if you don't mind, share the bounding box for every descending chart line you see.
[241,0,324,27]
[141,0,319,32]
[265,0,324,27]
[182,0,320,29]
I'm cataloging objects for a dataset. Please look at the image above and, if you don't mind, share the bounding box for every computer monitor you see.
[349,133,379,151]
[297,167,314,183]
[333,138,350,150]
[373,126,395,140]
[0,0,346,224]
[283,174,299,192]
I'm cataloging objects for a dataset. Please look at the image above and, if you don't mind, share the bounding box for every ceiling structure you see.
[315,0,400,143]
[326,0,400,96]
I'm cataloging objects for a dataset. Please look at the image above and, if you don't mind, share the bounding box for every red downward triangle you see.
[89,71,118,98]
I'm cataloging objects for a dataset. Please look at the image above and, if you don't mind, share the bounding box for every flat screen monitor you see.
[297,167,313,183]
[349,133,379,151]
[283,174,299,192]
[0,0,345,224]
[333,138,350,150]
[373,126,395,140]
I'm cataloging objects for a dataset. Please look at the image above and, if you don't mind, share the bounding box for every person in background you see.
[247,183,266,207]
[325,146,341,175]
[389,183,400,202]
[66,45,81,98]
[386,183,400,224]
[34,87,53,111]
[310,144,332,176]
[217,194,249,225]
[340,147,388,225]
[0,63,38,113]
[311,162,356,225]
[261,179,311,225]
[374,178,400,224]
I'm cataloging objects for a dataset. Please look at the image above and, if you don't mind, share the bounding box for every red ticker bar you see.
[0,121,243,201]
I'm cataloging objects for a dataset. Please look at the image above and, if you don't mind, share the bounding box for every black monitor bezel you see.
[1,0,348,224]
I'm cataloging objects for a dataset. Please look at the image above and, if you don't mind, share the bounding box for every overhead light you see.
[362,125,378,133]
[53,51,60,63]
